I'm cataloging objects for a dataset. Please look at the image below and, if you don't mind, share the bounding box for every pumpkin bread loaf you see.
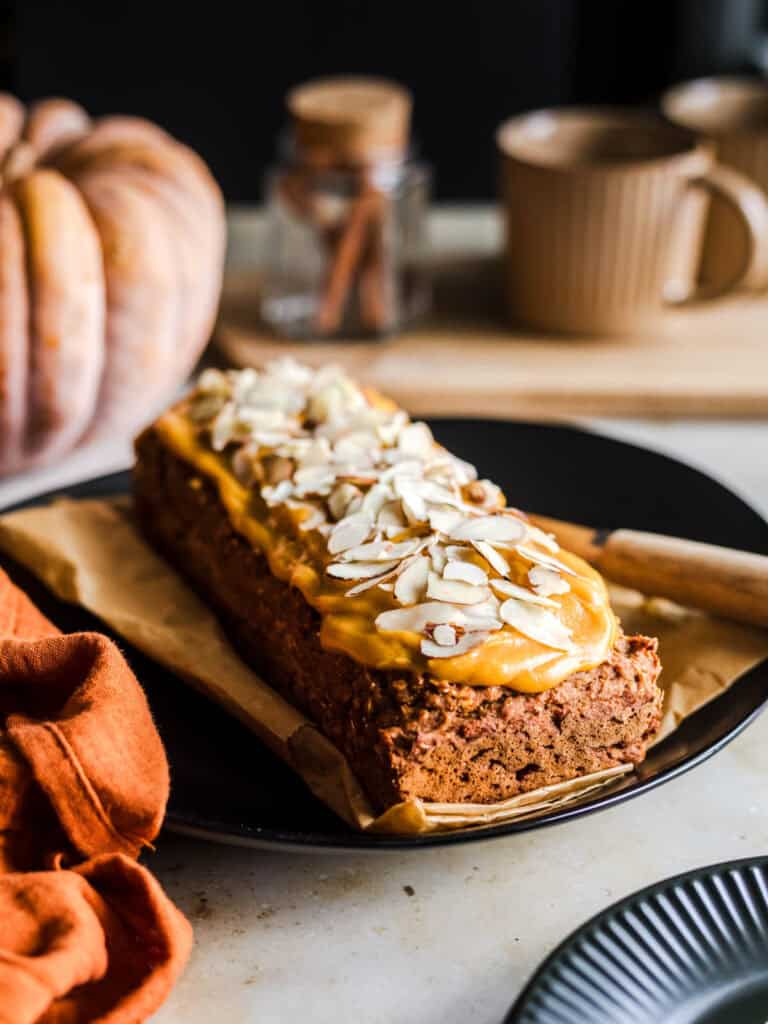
[134,362,663,812]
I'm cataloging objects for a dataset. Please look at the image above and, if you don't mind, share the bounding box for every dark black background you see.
[3,0,766,199]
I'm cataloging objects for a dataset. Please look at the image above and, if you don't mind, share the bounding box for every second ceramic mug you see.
[497,107,768,335]
[663,76,768,292]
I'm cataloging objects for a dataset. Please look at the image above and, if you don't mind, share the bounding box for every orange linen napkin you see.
[0,568,192,1022]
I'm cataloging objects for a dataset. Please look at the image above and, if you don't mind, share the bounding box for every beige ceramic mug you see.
[496,107,768,334]
[663,76,768,292]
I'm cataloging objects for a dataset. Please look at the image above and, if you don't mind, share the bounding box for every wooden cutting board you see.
[215,258,768,419]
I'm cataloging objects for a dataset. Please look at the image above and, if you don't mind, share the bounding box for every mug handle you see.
[672,164,768,302]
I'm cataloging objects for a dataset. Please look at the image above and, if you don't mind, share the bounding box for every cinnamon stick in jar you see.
[264,77,420,339]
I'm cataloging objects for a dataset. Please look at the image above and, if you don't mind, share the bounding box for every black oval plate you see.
[2,420,767,852]
[507,856,768,1023]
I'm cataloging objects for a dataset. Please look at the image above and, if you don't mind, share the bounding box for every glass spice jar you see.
[260,78,431,340]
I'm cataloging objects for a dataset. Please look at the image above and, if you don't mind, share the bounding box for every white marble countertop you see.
[1,208,767,1024]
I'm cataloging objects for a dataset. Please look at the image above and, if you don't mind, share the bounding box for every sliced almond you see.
[460,596,503,632]
[441,452,477,485]
[461,615,502,632]
[197,368,230,395]
[449,515,526,544]
[261,480,294,506]
[463,594,501,620]
[342,537,423,563]
[432,623,457,646]
[490,577,558,607]
[375,602,473,633]
[394,555,430,605]
[444,561,488,586]
[327,559,399,581]
[471,539,511,578]
[516,545,577,576]
[376,410,408,447]
[526,525,560,554]
[529,565,571,597]
[426,572,489,605]
[398,421,434,459]
[465,479,503,508]
[299,512,326,532]
[428,505,464,534]
[377,500,407,537]
[444,544,473,562]
[336,472,380,487]
[238,407,291,431]
[293,464,335,497]
[333,433,377,465]
[266,357,312,388]
[286,500,327,532]
[381,456,425,476]
[421,631,489,659]
[360,483,393,520]
[499,598,574,651]
[293,466,331,487]
[328,482,362,521]
[427,542,447,573]
[345,564,401,596]
[211,403,236,450]
[394,478,427,524]
[417,480,463,507]
[327,514,373,554]
[295,436,332,466]
[229,366,260,400]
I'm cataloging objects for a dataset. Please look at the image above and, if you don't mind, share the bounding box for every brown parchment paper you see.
[1,496,767,836]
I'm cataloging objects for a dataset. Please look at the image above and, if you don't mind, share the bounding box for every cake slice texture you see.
[133,361,662,810]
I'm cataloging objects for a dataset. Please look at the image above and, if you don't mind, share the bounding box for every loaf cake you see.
[133,360,662,811]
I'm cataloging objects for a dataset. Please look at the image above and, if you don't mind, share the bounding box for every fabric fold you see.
[3,631,168,861]
[0,568,191,1022]
[0,853,193,1024]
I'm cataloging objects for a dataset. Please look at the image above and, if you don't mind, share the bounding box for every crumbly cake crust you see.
[133,429,663,811]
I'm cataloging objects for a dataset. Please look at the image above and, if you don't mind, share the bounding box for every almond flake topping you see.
[499,599,575,651]
[449,515,527,544]
[328,482,362,521]
[188,360,581,665]
[394,555,430,606]
[444,560,488,586]
[376,602,475,633]
[490,577,559,607]
[515,545,578,577]
[328,515,372,555]
[433,623,457,647]
[341,537,425,563]
[421,631,489,659]
[426,572,489,606]
[471,540,511,578]
[327,560,400,581]
[529,564,571,597]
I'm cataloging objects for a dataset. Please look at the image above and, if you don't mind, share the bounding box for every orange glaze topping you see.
[153,361,617,693]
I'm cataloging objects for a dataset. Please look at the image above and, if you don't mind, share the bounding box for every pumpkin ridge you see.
[14,169,105,464]
[0,191,30,475]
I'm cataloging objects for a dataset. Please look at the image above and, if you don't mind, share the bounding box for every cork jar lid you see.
[287,77,412,165]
